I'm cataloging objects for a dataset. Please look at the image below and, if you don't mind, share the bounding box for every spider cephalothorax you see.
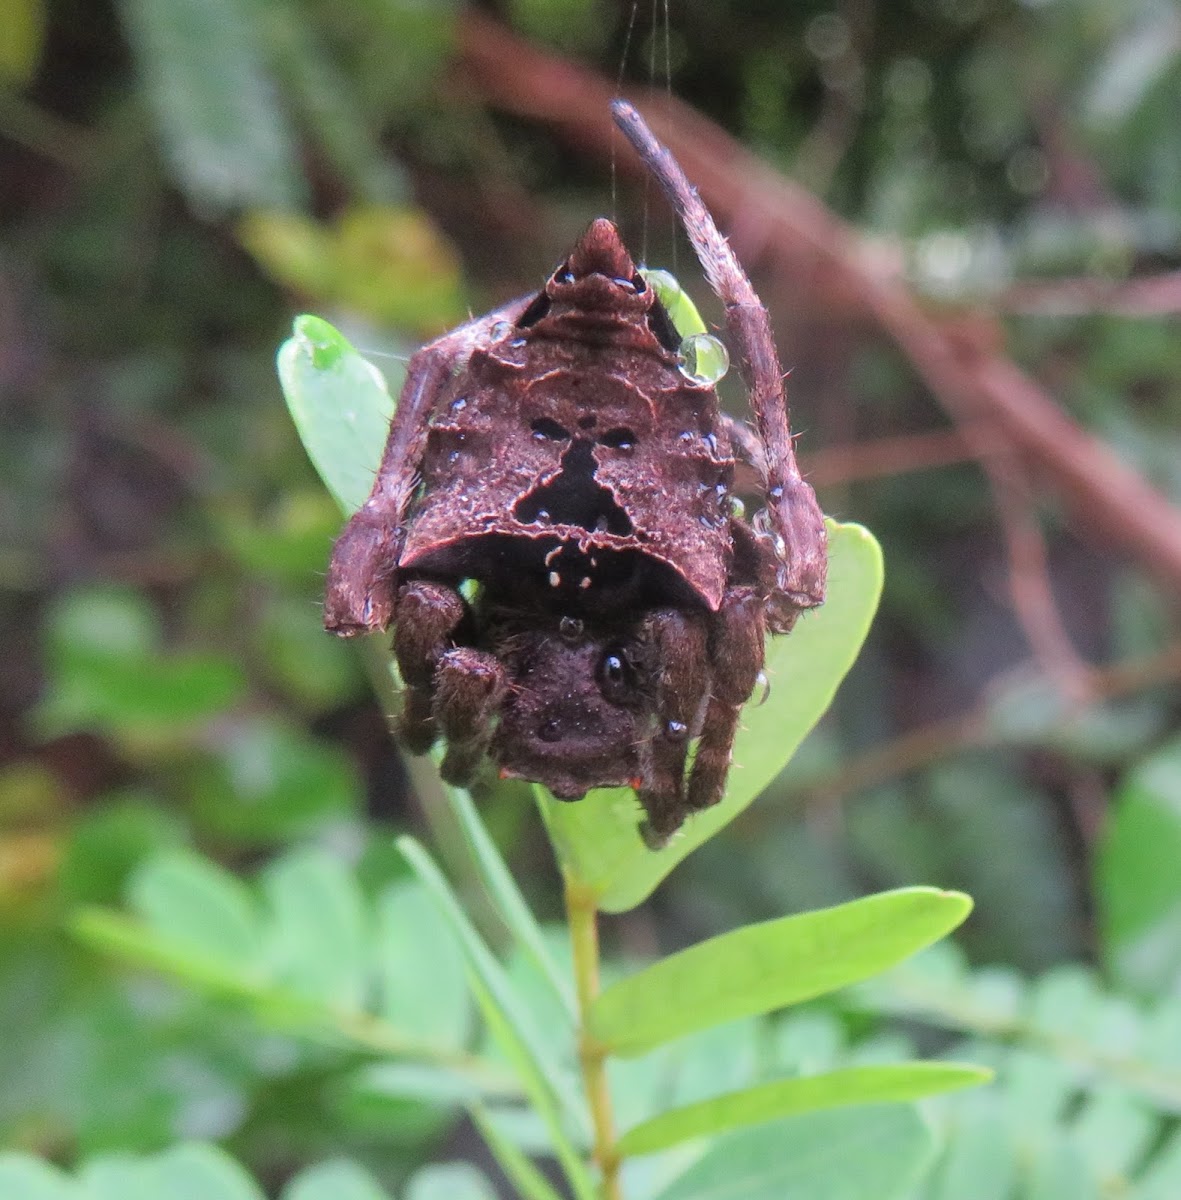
[324,102,827,847]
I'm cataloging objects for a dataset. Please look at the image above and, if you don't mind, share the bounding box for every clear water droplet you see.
[729,496,746,519]
[490,321,513,339]
[754,671,771,706]
[677,332,730,386]
[450,396,467,413]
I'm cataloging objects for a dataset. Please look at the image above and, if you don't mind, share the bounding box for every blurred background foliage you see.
[2,0,1181,1195]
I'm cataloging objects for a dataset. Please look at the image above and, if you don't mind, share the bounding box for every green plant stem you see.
[566,875,622,1200]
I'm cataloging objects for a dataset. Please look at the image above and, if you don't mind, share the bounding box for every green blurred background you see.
[3,0,1181,1192]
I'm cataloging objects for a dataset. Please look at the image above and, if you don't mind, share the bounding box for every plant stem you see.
[565,874,622,1200]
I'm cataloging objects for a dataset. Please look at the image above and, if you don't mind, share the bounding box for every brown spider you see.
[323,101,826,847]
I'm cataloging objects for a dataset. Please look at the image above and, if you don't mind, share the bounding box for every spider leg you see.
[324,294,535,636]
[635,609,711,850]
[611,100,827,631]
[434,648,508,786]
[687,585,766,814]
[392,579,467,753]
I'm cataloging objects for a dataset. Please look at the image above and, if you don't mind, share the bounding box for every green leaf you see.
[0,0,45,85]
[283,1160,392,1200]
[590,888,972,1057]
[404,1164,498,1200]
[277,315,399,514]
[618,1061,991,1156]
[396,837,594,1200]
[0,1155,74,1200]
[376,879,471,1047]
[117,0,303,213]
[191,717,361,843]
[144,1143,265,1200]
[651,1104,934,1200]
[80,1157,160,1200]
[538,520,883,912]
[470,1104,565,1200]
[1096,736,1181,994]
[34,585,244,740]
[127,849,264,976]
[261,849,369,1010]
[445,783,573,1016]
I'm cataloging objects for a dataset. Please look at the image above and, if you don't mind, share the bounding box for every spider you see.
[323,101,827,847]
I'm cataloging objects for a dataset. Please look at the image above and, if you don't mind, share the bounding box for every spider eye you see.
[631,273,647,292]
[598,646,638,701]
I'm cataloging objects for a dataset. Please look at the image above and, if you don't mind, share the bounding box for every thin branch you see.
[455,11,1181,601]
[566,876,621,1200]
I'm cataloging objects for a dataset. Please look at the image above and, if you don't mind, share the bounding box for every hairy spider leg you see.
[686,584,767,815]
[634,608,711,849]
[610,99,826,630]
[324,294,534,635]
[433,647,509,785]
[392,579,467,753]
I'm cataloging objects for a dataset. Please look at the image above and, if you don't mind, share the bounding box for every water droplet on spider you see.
[559,616,584,640]
[677,332,730,386]
[448,451,459,465]
[490,320,513,339]
[715,482,728,499]
[754,671,771,706]
[449,396,467,413]
[703,432,719,456]
[536,509,551,523]
[665,719,688,739]
[769,486,784,500]
[678,430,694,443]
[729,496,746,519]
[594,515,609,532]
[510,337,527,349]
[548,570,561,588]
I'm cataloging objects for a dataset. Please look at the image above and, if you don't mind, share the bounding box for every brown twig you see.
[455,11,1181,602]
[797,639,1181,810]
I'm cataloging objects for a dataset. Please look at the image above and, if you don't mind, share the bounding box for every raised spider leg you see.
[433,648,508,786]
[635,608,712,850]
[392,579,467,754]
[611,100,827,630]
[324,295,535,636]
[686,585,766,814]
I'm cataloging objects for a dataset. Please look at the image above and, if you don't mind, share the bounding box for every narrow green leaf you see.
[283,1160,392,1200]
[470,1104,565,1200]
[538,520,883,912]
[277,316,399,515]
[118,0,303,213]
[445,783,574,1016]
[0,1155,74,1200]
[260,849,369,1011]
[72,907,266,1001]
[396,837,594,1200]
[405,1164,498,1200]
[144,1143,265,1200]
[590,888,972,1057]
[652,1104,934,1200]
[376,879,471,1047]
[618,1062,991,1157]
[127,849,264,976]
